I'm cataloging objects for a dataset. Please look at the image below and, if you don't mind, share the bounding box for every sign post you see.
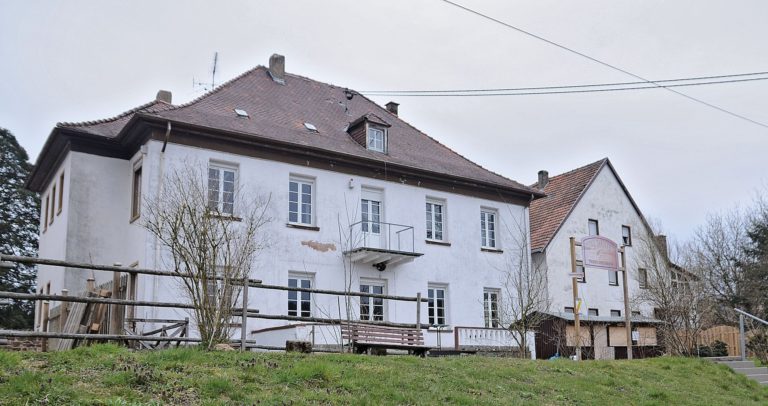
[569,237,581,361]
[620,246,632,360]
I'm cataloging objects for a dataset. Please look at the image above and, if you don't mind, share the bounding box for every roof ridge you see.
[531,157,607,188]
[57,99,173,128]
[167,65,268,110]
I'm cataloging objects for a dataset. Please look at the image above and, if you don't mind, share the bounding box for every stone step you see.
[707,356,742,362]
[745,374,768,382]
[718,360,755,368]
[734,367,768,376]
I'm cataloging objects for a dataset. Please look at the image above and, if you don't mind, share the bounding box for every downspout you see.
[152,121,172,320]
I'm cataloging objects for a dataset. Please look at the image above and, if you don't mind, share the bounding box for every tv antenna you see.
[193,52,219,92]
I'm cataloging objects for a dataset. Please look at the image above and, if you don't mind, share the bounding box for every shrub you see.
[747,329,768,365]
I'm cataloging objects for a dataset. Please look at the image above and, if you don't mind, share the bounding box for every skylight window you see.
[234,109,249,118]
[304,122,318,132]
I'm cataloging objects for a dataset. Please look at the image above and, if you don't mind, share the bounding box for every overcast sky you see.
[2,0,767,243]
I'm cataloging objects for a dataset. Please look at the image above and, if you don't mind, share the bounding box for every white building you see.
[27,54,544,351]
[528,158,662,359]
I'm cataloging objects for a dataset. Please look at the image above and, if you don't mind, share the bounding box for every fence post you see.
[41,300,49,352]
[240,276,249,352]
[739,313,746,361]
[110,269,122,335]
[59,289,69,333]
[127,272,138,333]
[416,292,421,330]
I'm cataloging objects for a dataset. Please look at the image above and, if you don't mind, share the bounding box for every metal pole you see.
[570,237,581,361]
[621,247,632,360]
[240,276,249,352]
[739,313,746,361]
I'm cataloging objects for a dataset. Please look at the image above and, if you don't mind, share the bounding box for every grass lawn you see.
[1,344,766,405]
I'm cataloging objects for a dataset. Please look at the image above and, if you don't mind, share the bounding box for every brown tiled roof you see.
[57,100,175,137]
[529,158,607,251]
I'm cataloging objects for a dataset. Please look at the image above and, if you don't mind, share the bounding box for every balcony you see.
[344,221,423,270]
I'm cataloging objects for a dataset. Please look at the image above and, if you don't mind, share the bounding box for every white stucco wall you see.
[542,165,654,318]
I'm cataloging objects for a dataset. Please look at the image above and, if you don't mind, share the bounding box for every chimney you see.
[537,170,549,188]
[268,53,285,84]
[155,90,172,104]
[386,101,399,116]
[654,235,669,259]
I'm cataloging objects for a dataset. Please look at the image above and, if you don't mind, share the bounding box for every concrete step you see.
[719,360,756,368]
[707,356,742,362]
[745,374,768,382]
[735,367,768,376]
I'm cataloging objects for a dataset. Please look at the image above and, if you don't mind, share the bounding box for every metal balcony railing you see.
[347,220,416,254]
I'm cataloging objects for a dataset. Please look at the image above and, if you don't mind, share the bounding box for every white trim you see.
[288,175,316,226]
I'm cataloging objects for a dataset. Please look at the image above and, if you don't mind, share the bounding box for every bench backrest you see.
[341,323,424,347]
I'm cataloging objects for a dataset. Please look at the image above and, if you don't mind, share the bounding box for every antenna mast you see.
[193,52,219,92]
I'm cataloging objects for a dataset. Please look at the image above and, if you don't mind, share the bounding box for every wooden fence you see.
[0,254,428,352]
[698,325,741,357]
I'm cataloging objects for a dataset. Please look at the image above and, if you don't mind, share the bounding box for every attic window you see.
[304,122,318,132]
[234,109,249,118]
[367,126,386,153]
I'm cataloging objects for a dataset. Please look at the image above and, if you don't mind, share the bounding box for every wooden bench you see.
[341,323,430,356]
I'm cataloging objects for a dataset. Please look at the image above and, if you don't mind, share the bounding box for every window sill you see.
[206,213,242,222]
[609,283,619,287]
[481,247,503,254]
[286,223,320,231]
[425,239,451,247]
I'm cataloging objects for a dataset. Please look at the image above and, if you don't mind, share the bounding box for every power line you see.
[438,0,768,129]
[362,74,768,97]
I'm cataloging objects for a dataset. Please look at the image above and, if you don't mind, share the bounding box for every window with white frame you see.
[480,209,497,248]
[483,289,500,328]
[428,284,447,326]
[360,281,385,321]
[609,270,619,286]
[288,275,312,317]
[288,176,314,225]
[588,219,599,236]
[425,199,445,241]
[208,163,237,215]
[367,126,386,153]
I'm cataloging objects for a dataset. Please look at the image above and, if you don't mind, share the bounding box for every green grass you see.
[0,344,766,405]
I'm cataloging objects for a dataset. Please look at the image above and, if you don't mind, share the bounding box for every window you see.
[425,199,445,241]
[483,289,500,328]
[564,307,575,314]
[361,198,381,234]
[638,268,648,289]
[622,225,632,246]
[131,165,142,220]
[288,276,312,317]
[428,285,447,326]
[588,308,599,316]
[480,209,497,248]
[367,126,386,152]
[289,177,314,225]
[609,270,619,286]
[610,310,621,317]
[43,194,49,232]
[208,163,237,215]
[360,282,385,321]
[49,185,55,225]
[588,219,599,236]
[631,311,641,317]
[576,265,586,283]
[57,172,64,215]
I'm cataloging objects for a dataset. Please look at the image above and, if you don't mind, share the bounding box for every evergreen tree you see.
[745,204,768,319]
[0,127,39,329]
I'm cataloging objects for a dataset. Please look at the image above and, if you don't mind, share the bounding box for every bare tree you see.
[143,162,271,349]
[496,212,550,358]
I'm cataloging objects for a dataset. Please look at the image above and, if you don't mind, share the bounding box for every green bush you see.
[698,340,729,357]
[747,329,768,365]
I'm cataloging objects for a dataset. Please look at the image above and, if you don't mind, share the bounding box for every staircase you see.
[711,357,768,386]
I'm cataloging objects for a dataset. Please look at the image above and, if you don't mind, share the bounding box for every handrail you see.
[735,308,768,326]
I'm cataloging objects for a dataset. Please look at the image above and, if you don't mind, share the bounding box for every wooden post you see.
[41,300,50,352]
[621,247,633,360]
[86,276,95,292]
[59,289,69,333]
[570,237,581,361]
[127,272,138,333]
[110,269,122,335]
[416,292,422,330]
[240,276,249,352]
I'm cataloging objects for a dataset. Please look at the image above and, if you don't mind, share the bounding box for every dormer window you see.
[367,126,386,152]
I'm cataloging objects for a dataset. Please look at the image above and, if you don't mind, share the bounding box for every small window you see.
[131,165,142,220]
[426,199,446,241]
[367,126,386,152]
[631,311,641,317]
[588,219,599,236]
[564,307,575,314]
[610,310,621,317]
[208,163,237,215]
[480,209,497,248]
[638,268,648,289]
[588,308,599,316]
[428,285,448,326]
[57,172,64,215]
[360,282,386,321]
[289,177,314,225]
[43,194,49,232]
[304,122,318,132]
[576,265,586,283]
[483,289,500,328]
[609,270,619,286]
[234,108,249,117]
[49,185,56,225]
[288,275,312,317]
[622,225,631,246]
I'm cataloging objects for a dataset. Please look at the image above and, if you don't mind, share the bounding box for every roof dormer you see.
[348,113,391,154]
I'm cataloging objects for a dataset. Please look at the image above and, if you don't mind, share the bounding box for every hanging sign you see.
[581,236,619,270]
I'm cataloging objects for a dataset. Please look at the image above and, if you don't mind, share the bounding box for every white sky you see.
[1,0,767,242]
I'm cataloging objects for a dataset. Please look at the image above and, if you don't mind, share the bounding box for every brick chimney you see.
[537,170,549,189]
[386,101,399,116]
[268,54,285,84]
[155,90,172,104]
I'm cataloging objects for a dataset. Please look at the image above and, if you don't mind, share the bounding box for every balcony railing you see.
[344,221,422,268]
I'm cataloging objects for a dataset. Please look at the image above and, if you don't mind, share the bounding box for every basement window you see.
[234,108,249,118]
